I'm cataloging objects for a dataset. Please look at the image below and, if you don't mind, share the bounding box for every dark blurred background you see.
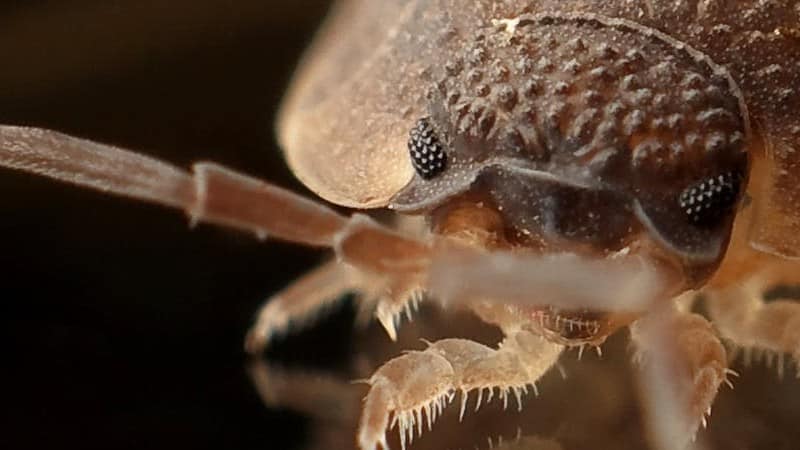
[0,2,341,449]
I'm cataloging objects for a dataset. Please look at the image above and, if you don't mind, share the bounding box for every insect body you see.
[1,1,800,449]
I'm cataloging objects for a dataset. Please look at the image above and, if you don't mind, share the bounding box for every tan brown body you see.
[281,1,799,261]
[283,0,799,344]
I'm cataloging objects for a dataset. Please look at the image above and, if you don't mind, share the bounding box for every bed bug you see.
[1,1,800,450]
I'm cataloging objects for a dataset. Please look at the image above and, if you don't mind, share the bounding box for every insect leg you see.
[0,125,431,265]
[358,333,562,450]
[0,126,196,211]
[706,279,800,377]
[244,259,368,354]
[630,306,729,450]
[426,246,664,313]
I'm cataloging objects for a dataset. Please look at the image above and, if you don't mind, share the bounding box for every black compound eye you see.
[408,117,447,180]
[679,171,742,227]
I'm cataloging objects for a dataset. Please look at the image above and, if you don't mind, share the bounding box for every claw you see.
[390,392,453,450]
[359,378,394,450]
[376,307,399,341]
[374,290,423,341]
[459,389,469,422]
[359,351,454,450]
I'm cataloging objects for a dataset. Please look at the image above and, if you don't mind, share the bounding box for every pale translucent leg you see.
[427,246,665,313]
[245,248,430,354]
[699,202,800,375]
[706,277,800,376]
[358,331,563,450]
[630,307,729,450]
[247,240,666,355]
[0,125,431,272]
[244,260,367,354]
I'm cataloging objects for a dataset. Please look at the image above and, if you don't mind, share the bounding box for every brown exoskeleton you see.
[1,1,799,449]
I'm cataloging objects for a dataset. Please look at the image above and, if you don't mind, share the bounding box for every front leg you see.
[630,307,730,450]
[0,126,441,355]
[358,331,563,450]
[245,260,365,354]
[705,277,800,376]
[0,126,431,273]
